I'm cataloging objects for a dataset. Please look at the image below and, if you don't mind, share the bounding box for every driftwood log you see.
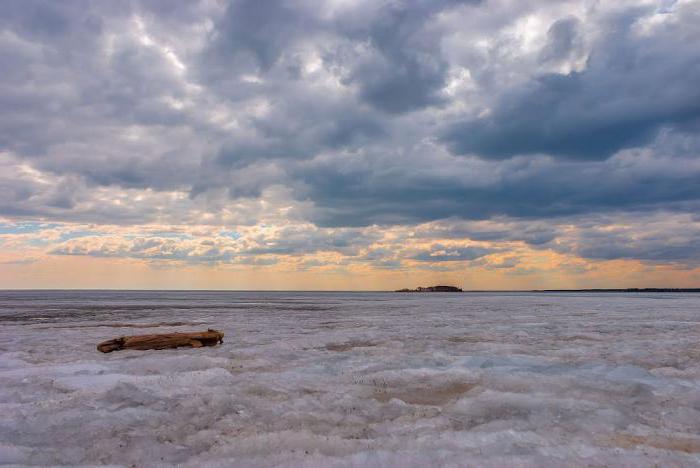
[97,329,224,353]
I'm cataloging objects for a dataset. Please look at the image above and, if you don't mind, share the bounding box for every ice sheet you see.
[1,291,699,466]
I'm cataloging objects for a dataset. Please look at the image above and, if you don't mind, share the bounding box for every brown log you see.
[97,329,224,353]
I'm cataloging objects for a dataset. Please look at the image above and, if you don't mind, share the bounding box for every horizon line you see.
[1,287,699,293]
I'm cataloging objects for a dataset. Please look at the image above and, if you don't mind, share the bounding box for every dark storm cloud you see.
[411,244,497,262]
[443,4,700,159]
[203,0,481,113]
[211,94,385,170]
[206,0,318,72]
[339,0,482,114]
[538,17,583,65]
[544,213,700,266]
[576,236,700,264]
[2,0,700,268]
[298,148,700,227]
[0,0,208,194]
[243,225,381,256]
[414,220,558,247]
[544,215,700,267]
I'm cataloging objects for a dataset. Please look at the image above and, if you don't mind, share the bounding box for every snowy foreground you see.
[1,291,700,467]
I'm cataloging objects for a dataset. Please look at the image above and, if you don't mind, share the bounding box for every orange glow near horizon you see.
[1,228,698,290]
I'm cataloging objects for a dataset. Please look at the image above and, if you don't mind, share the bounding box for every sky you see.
[1,0,700,290]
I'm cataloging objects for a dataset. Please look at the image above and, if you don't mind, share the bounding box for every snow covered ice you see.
[1,290,700,466]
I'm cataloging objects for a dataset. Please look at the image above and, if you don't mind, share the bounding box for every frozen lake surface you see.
[1,290,699,467]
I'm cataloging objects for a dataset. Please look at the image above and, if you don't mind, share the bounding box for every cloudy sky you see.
[1,0,699,290]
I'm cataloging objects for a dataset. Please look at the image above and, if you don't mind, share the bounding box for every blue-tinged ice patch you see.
[459,355,557,370]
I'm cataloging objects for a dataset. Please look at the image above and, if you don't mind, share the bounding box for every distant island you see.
[395,285,463,292]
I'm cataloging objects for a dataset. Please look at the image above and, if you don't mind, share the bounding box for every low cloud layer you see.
[1,0,700,285]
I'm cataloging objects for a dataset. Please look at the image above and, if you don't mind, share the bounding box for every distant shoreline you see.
[397,288,700,293]
[0,288,699,293]
[533,288,700,293]
[449,288,700,293]
[395,286,700,293]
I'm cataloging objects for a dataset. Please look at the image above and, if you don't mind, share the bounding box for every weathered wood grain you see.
[97,329,224,353]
